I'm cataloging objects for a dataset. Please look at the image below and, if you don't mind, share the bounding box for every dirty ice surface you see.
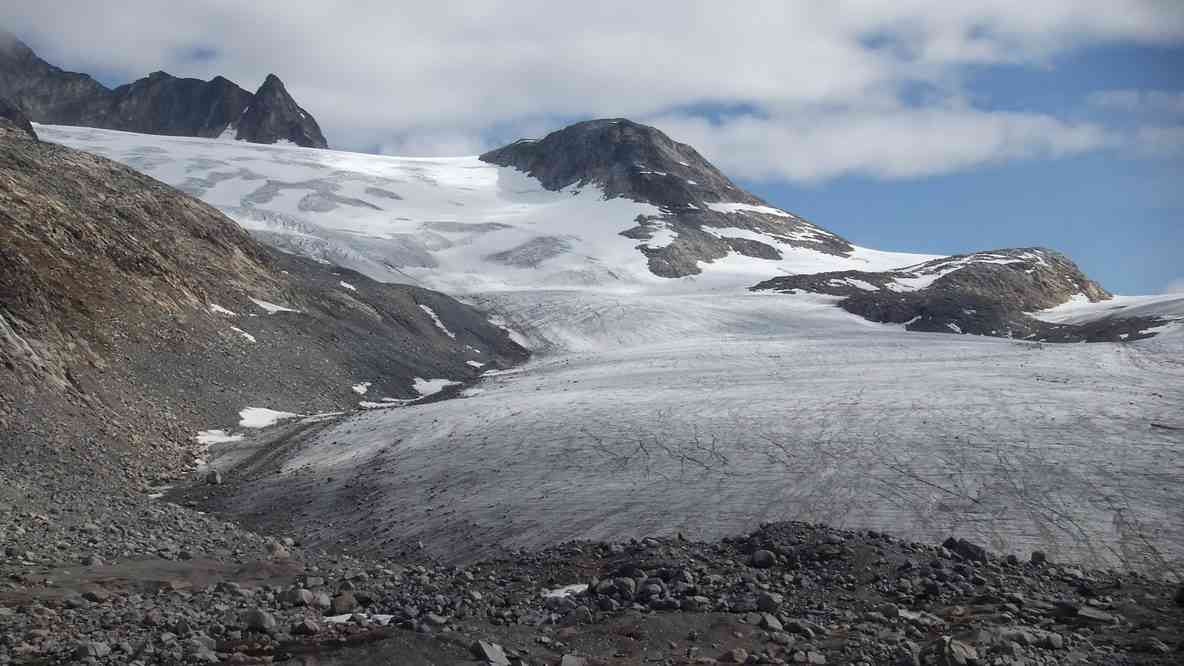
[215,290,1183,573]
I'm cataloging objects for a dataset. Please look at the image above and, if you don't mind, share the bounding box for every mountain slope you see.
[0,118,524,503]
[0,30,328,147]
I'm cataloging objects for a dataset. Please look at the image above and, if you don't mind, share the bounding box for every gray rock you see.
[757,590,784,611]
[330,591,357,614]
[205,470,222,485]
[760,612,783,631]
[291,619,319,635]
[471,640,511,666]
[919,636,978,666]
[751,549,776,568]
[720,647,749,663]
[81,589,109,603]
[280,588,314,607]
[267,540,289,559]
[242,608,277,633]
[73,641,111,659]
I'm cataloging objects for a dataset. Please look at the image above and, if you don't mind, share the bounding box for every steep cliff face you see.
[0,30,329,147]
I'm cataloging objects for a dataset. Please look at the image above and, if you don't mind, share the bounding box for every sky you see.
[3,1,1182,294]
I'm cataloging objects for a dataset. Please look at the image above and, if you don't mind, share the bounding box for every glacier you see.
[37,123,1184,573]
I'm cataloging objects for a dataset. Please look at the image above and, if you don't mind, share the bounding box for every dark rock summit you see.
[481,118,757,209]
[482,119,852,277]
[235,73,328,148]
[753,248,1169,342]
[0,29,328,147]
[103,70,254,139]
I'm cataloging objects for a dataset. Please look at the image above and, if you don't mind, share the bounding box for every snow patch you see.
[195,430,243,445]
[706,202,793,218]
[351,382,372,395]
[339,280,357,292]
[419,304,456,339]
[239,407,301,429]
[542,583,588,598]
[230,327,256,343]
[412,377,462,397]
[249,297,300,314]
[466,360,485,368]
[209,303,237,316]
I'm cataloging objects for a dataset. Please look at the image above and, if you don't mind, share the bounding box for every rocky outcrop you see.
[482,119,852,277]
[752,248,1169,342]
[235,74,328,148]
[0,95,34,139]
[0,122,524,503]
[0,29,328,147]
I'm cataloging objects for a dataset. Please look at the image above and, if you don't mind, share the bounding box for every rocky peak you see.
[483,118,852,278]
[481,118,759,210]
[0,31,329,148]
[235,73,328,148]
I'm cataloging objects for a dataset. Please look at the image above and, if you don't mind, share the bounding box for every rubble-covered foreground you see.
[2,498,1181,665]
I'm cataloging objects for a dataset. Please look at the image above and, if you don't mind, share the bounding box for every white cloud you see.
[1131,125,1184,157]
[2,1,1182,181]
[1088,90,1184,115]
[652,107,1110,183]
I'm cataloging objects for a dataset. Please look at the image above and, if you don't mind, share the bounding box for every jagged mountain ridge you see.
[750,248,1175,341]
[0,117,524,499]
[0,29,327,147]
[482,119,852,277]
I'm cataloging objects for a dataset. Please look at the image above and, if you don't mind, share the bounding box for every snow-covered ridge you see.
[36,124,935,294]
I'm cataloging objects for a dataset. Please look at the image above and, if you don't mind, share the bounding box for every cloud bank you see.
[2,1,1182,182]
